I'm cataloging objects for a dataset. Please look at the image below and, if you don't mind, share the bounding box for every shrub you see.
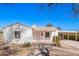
[53,36,61,47]
[22,42,31,47]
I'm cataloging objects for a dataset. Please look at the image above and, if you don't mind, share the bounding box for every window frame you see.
[45,32,50,38]
[41,32,43,36]
[15,31,20,39]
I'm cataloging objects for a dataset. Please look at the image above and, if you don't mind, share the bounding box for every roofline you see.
[32,27,59,29]
[58,30,78,33]
[2,22,32,29]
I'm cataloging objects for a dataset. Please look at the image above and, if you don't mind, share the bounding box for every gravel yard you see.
[0,40,79,56]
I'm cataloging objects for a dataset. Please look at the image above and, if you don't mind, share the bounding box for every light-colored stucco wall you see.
[50,31,59,43]
[32,31,53,43]
[3,24,33,44]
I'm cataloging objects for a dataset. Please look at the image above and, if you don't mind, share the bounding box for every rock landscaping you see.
[0,40,79,56]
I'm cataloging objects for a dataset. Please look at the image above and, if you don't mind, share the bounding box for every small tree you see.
[56,27,61,30]
[46,24,53,27]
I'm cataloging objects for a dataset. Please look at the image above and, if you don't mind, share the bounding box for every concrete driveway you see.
[49,40,79,56]
[61,40,79,49]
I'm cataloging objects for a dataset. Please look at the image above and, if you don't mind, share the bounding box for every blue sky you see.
[0,3,79,30]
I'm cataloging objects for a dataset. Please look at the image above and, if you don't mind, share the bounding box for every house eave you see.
[32,27,59,32]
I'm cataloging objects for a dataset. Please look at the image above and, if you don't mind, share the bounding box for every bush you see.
[22,42,31,47]
[53,36,61,47]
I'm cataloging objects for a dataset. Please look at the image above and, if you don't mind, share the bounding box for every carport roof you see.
[58,30,78,33]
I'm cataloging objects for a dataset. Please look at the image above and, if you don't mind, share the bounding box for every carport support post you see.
[75,34,77,41]
[62,34,64,40]
[68,34,69,40]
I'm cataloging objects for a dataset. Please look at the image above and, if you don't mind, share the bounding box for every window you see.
[45,32,49,37]
[41,32,43,36]
[15,31,20,38]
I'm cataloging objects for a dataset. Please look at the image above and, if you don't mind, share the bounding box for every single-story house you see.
[0,23,78,44]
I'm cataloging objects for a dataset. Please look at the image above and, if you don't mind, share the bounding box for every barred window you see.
[45,32,49,37]
[15,31,20,38]
[41,32,43,36]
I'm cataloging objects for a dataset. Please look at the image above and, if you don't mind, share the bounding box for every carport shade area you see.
[58,31,79,41]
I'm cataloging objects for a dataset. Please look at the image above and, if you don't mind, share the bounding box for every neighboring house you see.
[0,23,78,44]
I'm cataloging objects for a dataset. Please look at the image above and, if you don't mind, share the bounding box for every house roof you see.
[1,23,78,33]
[0,23,60,31]
[2,23,32,29]
[32,27,59,31]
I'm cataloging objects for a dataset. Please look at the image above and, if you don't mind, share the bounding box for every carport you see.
[58,31,78,41]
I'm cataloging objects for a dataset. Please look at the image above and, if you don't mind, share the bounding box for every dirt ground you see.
[0,40,79,56]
